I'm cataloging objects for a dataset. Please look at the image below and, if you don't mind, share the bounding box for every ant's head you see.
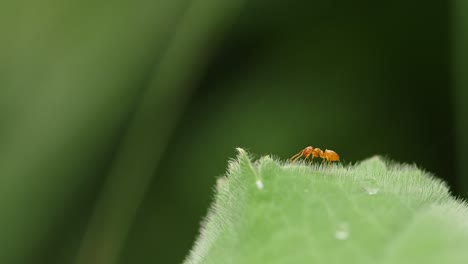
[302,146,314,155]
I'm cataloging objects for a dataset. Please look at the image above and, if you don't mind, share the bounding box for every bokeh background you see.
[1,0,467,263]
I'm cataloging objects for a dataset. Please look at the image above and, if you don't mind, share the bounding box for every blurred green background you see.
[0,0,466,263]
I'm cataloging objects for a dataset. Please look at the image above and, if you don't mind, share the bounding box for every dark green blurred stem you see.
[74,1,243,263]
[454,0,468,198]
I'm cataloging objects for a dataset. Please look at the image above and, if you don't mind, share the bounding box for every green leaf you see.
[185,149,468,264]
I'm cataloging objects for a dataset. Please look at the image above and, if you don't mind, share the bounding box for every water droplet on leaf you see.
[334,222,350,240]
[361,178,380,195]
[256,180,264,190]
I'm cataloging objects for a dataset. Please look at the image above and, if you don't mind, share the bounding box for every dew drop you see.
[366,188,379,195]
[361,178,380,195]
[334,223,350,240]
[256,180,264,190]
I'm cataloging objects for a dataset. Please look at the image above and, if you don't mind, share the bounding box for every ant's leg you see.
[309,156,314,164]
[290,151,303,162]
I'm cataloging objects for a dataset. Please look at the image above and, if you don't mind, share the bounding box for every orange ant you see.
[290,146,340,164]
[290,146,321,162]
